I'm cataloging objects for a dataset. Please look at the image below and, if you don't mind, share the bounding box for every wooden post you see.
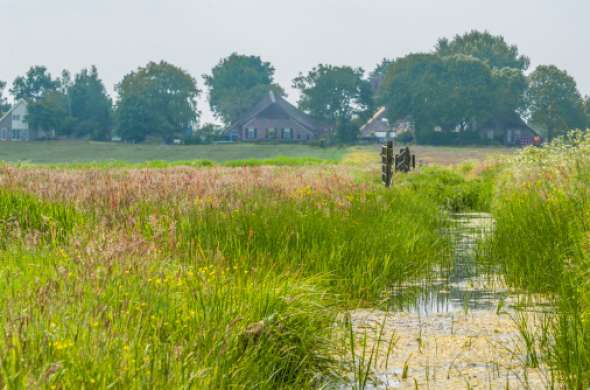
[381,141,394,187]
[395,147,417,173]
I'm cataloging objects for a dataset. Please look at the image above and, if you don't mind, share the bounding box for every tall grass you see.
[0,163,451,388]
[0,189,80,247]
[486,131,590,388]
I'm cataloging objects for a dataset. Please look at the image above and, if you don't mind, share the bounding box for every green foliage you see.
[0,246,336,388]
[26,90,69,132]
[10,66,70,134]
[486,132,590,387]
[379,51,530,146]
[0,190,79,246]
[368,58,394,93]
[186,123,225,144]
[398,166,496,212]
[222,156,336,167]
[527,65,586,140]
[378,31,534,145]
[0,167,451,387]
[116,61,200,143]
[378,54,464,142]
[0,81,10,116]
[67,66,113,140]
[435,30,530,71]
[293,64,373,143]
[10,66,60,101]
[0,141,350,164]
[491,67,528,120]
[204,53,283,125]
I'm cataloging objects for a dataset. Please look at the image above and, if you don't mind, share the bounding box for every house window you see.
[13,115,19,121]
[12,129,19,140]
[281,128,292,140]
[266,128,276,139]
[246,128,257,139]
[0,129,6,140]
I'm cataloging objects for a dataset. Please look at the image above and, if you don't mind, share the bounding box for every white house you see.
[0,100,54,141]
[0,100,31,141]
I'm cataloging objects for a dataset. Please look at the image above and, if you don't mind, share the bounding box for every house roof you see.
[360,106,387,133]
[0,100,27,124]
[483,112,541,137]
[227,91,330,134]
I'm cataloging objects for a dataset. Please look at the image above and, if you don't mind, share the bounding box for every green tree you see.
[369,58,394,93]
[0,81,10,116]
[442,55,496,131]
[435,30,530,71]
[378,54,445,143]
[293,64,373,143]
[584,96,590,128]
[379,53,499,143]
[10,66,60,101]
[116,61,200,143]
[193,123,224,143]
[203,53,283,125]
[68,66,113,140]
[527,65,586,141]
[26,90,69,133]
[11,66,69,135]
[491,67,528,121]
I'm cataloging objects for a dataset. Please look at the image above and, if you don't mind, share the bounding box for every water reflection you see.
[386,213,505,315]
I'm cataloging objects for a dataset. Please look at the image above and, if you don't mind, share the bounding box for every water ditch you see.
[341,212,553,389]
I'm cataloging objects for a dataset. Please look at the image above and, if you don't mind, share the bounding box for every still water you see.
[342,213,552,389]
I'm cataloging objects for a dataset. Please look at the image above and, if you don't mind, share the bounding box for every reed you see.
[0,162,451,388]
[486,130,590,388]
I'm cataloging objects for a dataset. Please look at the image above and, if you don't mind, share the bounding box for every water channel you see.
[343,213,552,389]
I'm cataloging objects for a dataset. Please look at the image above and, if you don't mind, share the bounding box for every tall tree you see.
[369,58,394,93]
[0,81,10,116]
[11,66,68,135]
[378,54,446,143]
[435,30,530,71]
[10,66,60,101]
[26,91,69,133]
[68,66,113,140]
[203,53,283,125]
[293,64,373,143]
[584,96,590,128]
[490,67,528,121]
[526,65,586,141]
[442,55,496,131]
[116,61,200,143]
[378,53,500,143]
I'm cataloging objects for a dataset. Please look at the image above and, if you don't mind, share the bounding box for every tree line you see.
[1,30,589,144]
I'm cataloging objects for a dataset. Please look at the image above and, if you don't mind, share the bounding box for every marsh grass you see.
[484,131,590,388]
[3,156,337,170]
[0,163,452,388]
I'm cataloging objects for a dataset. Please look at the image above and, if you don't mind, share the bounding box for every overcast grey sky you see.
[1,0,589,123]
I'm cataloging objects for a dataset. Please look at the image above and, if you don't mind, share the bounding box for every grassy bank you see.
[0,140,513,166]
[0,141,349,164]
[485,131,590,388]
[0,164,453,388]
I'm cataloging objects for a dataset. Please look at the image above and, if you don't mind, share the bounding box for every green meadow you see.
[0,139,589,388]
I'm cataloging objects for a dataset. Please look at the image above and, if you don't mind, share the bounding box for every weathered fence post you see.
[381,141,394,187]
[395,147,416,173]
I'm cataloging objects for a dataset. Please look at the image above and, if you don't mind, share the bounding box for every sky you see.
[1,0,589,123]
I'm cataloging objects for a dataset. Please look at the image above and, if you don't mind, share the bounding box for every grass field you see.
[9,138,587,388]
[0,141,347,164]
[0,140,514,165]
